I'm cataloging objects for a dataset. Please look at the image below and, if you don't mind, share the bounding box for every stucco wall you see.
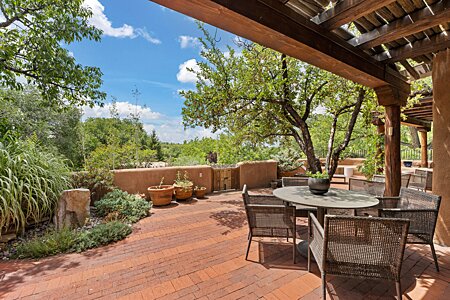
[113,166,213,195]
[238,160,277,189]
[432,49,450,246]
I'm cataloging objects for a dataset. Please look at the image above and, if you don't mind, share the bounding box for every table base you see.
[297,240,314,262]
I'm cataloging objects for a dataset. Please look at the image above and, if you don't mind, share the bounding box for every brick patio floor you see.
[0,188,449,300]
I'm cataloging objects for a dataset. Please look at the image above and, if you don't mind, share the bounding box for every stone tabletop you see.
[273,186,379,209]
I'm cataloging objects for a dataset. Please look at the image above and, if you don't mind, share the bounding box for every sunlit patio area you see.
[1,186,448,300]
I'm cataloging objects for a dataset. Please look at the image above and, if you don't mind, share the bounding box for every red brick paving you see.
[0,188,449,300]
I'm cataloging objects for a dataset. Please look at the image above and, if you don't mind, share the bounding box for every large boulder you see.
[54,189,90,230]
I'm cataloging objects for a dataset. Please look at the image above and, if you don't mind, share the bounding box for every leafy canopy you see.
[0,0,105,106]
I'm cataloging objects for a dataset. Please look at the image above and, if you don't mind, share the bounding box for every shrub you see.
[0,136,70,234]
[74,221,132,252]
[95,189,151,223]
[72,167,115,203]
[12,227,78,259]
[271,147,303,172]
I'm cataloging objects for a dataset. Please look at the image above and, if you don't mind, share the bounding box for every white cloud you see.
[82,101,162,122]
[83,0,161,44]
[176,59,200,83]
[178,35,200,49]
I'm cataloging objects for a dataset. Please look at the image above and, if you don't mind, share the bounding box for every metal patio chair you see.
[308,213,409,300]
[379,187,441,271]
[349,178,385,216]
[281,177,317,218]
[242,185,297,263]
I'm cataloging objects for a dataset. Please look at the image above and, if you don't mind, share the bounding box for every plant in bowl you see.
[173,171,193,200]
[147,177,174,206]
[194,186,207,199]
[271,148,304,178]
[306,171,330,195]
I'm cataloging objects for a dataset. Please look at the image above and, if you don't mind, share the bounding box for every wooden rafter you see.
[312,0,397,30]
[150,0,409,93]
[400,60,420,80]
[376,31,450,63]
[348,1,450,50]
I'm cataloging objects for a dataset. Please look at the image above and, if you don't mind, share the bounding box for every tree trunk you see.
[409,127,420,148]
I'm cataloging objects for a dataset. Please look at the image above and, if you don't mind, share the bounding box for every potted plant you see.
[307,171,330,195]
[271,148,304,178]
[147,177,174,206]
[194,186,207,199]
[173,171,193,200]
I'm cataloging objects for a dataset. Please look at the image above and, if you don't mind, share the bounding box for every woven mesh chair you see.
[349,178,385,216]
[308,213,409,300]
[379,187,442,271]
[408,174,427,191]
[281,177,317,218]
[414,169,432,191]
[373,174,410,187]
[242,185,297,263]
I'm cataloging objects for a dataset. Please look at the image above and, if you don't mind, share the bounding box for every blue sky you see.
[70,0,239,143]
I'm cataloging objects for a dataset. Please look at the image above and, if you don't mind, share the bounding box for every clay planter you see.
[308,178,330,195]
[147,185,174,206]
[174,184,193,200]
[194,187,207,199]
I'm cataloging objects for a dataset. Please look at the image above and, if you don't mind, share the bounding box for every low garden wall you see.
[238,160,278,189]
[113,160,279,195]
[113,166,214,195]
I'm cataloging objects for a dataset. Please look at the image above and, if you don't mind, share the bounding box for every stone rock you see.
[54,189,90,230]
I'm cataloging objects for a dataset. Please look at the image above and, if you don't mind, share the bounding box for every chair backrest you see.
[414,169,433,190]
[399,187,441,210]
[323,215,409,280]
[242,185,295,237]
[282,177,309,187]
[349,178,385,197]
[401,173,411,187]
[372,175,385,183]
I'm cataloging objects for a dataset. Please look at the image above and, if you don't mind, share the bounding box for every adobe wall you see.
[238,160,277,189]
[432,49,450,246]
[113,166,213,195]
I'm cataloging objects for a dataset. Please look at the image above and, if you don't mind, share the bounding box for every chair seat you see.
[326,261,394,280]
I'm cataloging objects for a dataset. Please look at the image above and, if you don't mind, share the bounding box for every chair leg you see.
[245,234,252,260]
[396,280,402,300]
[430,243,439,272]
[322,273,327,300]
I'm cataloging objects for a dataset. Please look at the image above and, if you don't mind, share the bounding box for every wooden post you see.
[432,48,450,246]
[375,85,410,197]
[384,105,402,196]
[418,129,428,168]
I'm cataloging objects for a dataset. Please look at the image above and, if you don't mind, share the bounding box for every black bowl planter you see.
[308,178,331,195]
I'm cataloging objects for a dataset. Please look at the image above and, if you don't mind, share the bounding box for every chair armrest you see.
[377,196,401,209]
[380,208,437,213]
[246,204,288,209]
[247,194,286,205]
[308,213,324,271]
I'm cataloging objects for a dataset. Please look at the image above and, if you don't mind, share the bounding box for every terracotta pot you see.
[194,187,207,199]
[308,178,330,195]
[174,184,193,200]
[147,185,174,206]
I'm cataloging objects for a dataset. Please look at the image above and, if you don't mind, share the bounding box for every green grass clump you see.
[95,189,151,223]
[74,221,132,252]
[0,136,70,234]
[13,227,78,259]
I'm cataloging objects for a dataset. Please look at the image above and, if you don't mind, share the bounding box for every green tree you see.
[0,86,83,167]
[180,25,374,177]
[0,0,105,106]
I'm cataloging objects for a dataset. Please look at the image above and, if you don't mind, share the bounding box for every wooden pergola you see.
[149,0,450,245]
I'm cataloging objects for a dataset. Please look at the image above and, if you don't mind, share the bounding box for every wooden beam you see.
[312,0,396,30]
[149,0,410,92]
[375,85,409,106]
[401,117,432,131]
[349,1,450,50]
[376,31,450,63]
[400,60,420,80]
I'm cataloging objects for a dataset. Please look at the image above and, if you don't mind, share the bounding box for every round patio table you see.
[273,186,379,259]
